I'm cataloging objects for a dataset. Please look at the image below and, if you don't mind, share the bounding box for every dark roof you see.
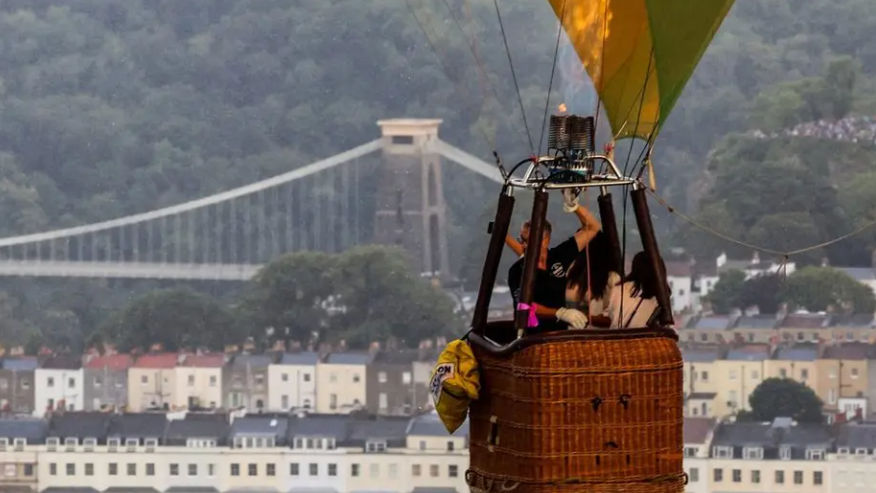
[0,418,48,442]
[688,392,718,400]
[229,415,289,440]
[776,346,817,361]
[278,352,320,365]
[1,358,38,371]
[164,414,229,443]
[407,412,468,438]
[107,413,168,440]
[231,355,273,370]
[683,348,721,363]
[287,414,350,441]
[823,343,873,360]
[345,416,410,448]
[830,313,875,328]
[711,419,832,458]
[325,353,372,365]
[725,345,771,361]
[837,422,876,449]
[684,418,716,444]
[165,489,219,493]
[372,350,420,366]
[734,315,780,330]
[40,355,82,370]
[688,316,731,330]
[48,412,111,440]
[781,313,830,329]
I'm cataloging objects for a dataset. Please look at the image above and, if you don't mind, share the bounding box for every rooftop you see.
[776,346,818,362]
[278,352,319,366]
[182,354,226,368]
[231,354,273,370]
[325,353,373,366]
[781,313,830,329]
[41,355,82,370]
[725,345,771,361]
[688,316,732,331]
[2,358,38,371]
[85,354,134,371]
[684,417,716,444]
[133,353,179,369]
[734,315,780,330]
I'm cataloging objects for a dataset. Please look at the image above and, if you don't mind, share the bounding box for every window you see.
[24,464,33,477]
[231,464,240,476]
[281,395,289,409]
[732,469,741,483]
[780,368,787,378]
[379,392,388,409]
[109,463,118,476]
[742,447,763,460]
[210,375,217,386]
[751,370,759,380]
[420,440,427,450]
[378,371,388,383]
[329,394,337,410]
[366,440,387,453]
[66,463,75,476]
[729,370,737,380]
[806,449,825,460]
[814,471,823,485]
[713,468,723,482]
[140,375,148,384]
[852,367,860,378]
[801,368,809,380]
[403,371,412,384]
[353,373,361,383]
[188,464,197,476]
[751,470,760,484]
[47,377,54,388]
[146,463,155,476]
[351,463,360,477]
[309,463,318,476]
[127,463,136,476]
[188,375,195,386]
[328,463,337,476]
[412,464,422,477]
[793,471,803,485]
[248,464,257,476]
[430,464,439,477]
[775,470,785,484]
[67,377,75,388]
[290,463,299,476]
[689,468,698,482]
[369,463,379,478]
[282,373,289,382]
[169,464,179,476]
[267,464,276,476]
[303,373,311,382]
[779,446,792,460]
[855,447,868,455]
[447,440,455,452]
[329,373,337,383]
[208,464,215,476]
[49,463,57,476]
[85,463,93,476]
[449,465,459,477]
[388,463,398,478]
[713,446,732,459]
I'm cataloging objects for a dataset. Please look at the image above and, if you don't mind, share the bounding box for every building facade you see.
[267,352,318,412]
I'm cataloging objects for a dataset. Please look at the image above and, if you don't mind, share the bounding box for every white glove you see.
[556,307,588,329]
[562,188,580,213]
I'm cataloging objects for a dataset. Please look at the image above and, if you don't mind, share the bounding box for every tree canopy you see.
[744,377,824,424]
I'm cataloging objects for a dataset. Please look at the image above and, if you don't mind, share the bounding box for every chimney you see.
[368,341,381,358]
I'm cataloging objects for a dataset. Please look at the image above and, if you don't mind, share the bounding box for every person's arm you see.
[505,235,524,257]
[571,205,601,251]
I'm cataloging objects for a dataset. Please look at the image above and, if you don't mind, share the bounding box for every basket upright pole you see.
[516,188,549,337]
[597,187,623,276]
[471,187,515,334]
[630,185,674,326]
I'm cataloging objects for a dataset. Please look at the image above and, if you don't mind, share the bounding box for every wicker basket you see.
[467,323,684,493]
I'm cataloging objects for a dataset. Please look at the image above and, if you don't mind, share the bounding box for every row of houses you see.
[680,312,876,345]
[683,416,876,493]
[0,349,438,417]
[0,410,466,493]
[683,342,876,420]
[3,411,876,493]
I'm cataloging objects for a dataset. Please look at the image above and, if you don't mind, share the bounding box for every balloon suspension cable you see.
[538,0,567,158]
[649,190,876,276]
[402,0,500,153]
[492,0,535,155]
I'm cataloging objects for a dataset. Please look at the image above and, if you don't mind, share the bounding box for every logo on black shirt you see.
[550,262,566,277]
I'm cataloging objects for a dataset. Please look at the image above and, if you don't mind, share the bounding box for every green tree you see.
[705,270,746,315]
[96,287,243,352]
[740,274,782,314]
[746,377,824,424]
[781,266,876,313]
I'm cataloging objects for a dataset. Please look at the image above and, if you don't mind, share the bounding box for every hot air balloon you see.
[457,2,736,493]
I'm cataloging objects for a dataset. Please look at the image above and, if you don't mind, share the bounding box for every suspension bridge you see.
[0,119,500,281]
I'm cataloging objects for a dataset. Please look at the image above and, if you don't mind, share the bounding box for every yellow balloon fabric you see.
[430,339,480,434]
[548,0,735,141]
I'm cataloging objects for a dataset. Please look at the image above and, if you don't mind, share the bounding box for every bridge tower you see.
[374,119,451,280]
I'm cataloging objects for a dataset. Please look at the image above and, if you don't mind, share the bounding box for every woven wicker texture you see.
[468,329,684,493]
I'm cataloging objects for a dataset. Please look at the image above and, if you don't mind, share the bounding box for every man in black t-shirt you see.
[507,193,601,331]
